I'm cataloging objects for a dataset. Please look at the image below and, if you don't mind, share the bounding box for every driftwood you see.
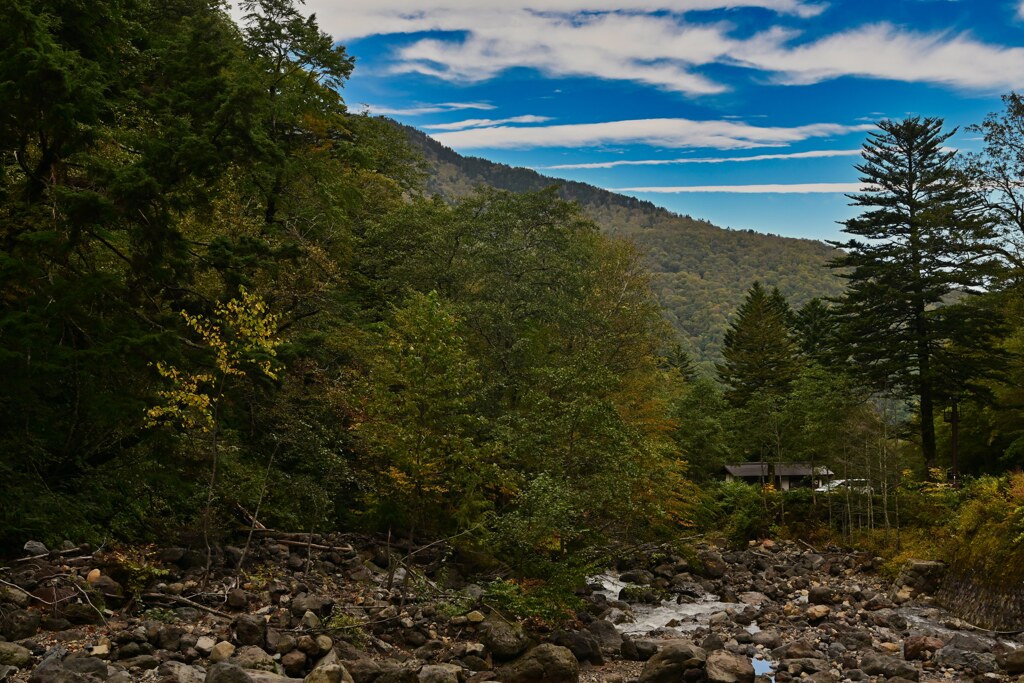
[12,546,93,565]
[269,539,353,553]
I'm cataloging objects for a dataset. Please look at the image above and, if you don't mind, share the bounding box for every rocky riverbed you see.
[1,536,1023,683]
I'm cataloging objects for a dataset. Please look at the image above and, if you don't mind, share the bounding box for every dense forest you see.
[403,125,845,363]
[6,0,1024,615]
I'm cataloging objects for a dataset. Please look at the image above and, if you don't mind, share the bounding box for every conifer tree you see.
[830,117,1003,470]
[716,282,800,409]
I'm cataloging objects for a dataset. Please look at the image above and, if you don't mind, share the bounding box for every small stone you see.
[805,605,829,622]
[303,663,355,683]
[196,636,217,657]
[210,641,236,663]
[227,589,248,610]
[282,650,308,677]
[301,610,321,630]
[23,540,48,556]
[466,610,486,624]
[315,635,333,654]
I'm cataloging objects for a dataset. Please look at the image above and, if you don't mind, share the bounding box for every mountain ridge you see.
[398,122,845,361]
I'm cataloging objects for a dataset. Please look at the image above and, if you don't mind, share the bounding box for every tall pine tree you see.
[830,117,1003,471]
[716,282,800,409]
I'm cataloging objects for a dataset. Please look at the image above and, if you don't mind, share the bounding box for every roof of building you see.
[724,462,834,478]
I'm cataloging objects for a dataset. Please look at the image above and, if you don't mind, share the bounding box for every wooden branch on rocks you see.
[266,538,353,553]
[12,546,92,565]
[141,593,232,620]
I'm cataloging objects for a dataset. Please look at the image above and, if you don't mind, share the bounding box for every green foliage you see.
[324,609,369,647]
[483,577,585,627]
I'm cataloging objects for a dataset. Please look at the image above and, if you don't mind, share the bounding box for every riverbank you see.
[1,535,1022,682]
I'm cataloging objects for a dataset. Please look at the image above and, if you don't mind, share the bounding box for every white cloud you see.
[300,1,827,41]
[360,102,496,116]
[1018,0,1024,19]
[732,23,1024,91]
[613,182,863,193]
[423,115,554,131]
[544,148,861,169]
[431,118,873,150]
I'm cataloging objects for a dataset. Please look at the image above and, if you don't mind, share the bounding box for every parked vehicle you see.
[815,478,872,494]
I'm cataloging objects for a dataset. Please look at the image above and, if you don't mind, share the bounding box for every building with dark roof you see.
[722,462,833,491]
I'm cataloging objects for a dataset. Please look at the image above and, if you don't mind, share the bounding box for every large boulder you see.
[482,616,529,661]
[550,630,603,665]
[0,642,32,668]
[706,650,754,683]
[499,644,578,683]
[638,640,706,683]
[2,609,41,640]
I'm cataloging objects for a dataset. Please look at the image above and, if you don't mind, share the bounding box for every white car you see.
[815,478,872,494]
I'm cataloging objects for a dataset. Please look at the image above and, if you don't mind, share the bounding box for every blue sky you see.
[300,0,1024,242]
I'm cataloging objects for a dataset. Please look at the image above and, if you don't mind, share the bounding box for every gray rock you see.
[206,662,255,683]
[771,640,818,660]
[551,630,603,665]
[227,590,248,610]
[230,646,276,672]
[234,615,267,648]
[121,654,160,670]
[808,586,832,605]
[210,642,236,663]
[638,640,706,683]
[24,541,49,556]
[706,649,754,683]
[861,652,919,680]
[750,631,782,650]
[282,651,307,677]
[482,616,529,661]
[62,656,108,678]
[0,643,32,668]
[500,644,578,683]
[160,660,207,683]
[415,664,460,683]
[2,609,41,640]
[61,604,103,626]
[303,664,355,683]
[585,620,622,655]
[904,635,943,661]
[934,646,997,674]
[1002,647,1024,674]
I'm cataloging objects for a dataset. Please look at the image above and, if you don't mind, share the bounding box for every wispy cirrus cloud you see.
[361,102,496,116]
[544,148,862,169]
[299,1,1024,96]
[614,182,863,193]
[423,115,553,131]
[732,23,1024,91]
[430,118,873,150]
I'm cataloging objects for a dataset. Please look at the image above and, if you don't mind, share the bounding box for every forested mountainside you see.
[400,124,845,360]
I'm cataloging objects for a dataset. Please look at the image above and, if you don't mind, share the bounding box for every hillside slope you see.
[400,123,845,360]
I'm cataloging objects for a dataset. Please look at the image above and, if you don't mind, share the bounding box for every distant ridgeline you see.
[399,123,846,362]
